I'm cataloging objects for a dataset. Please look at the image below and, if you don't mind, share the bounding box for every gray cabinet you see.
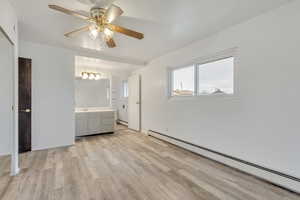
[75,112,88,136]
[75,110,115,136]
[87,112,102,134]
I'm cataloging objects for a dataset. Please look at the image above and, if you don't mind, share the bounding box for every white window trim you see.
[167,48,237,100]
[168,64,196,97]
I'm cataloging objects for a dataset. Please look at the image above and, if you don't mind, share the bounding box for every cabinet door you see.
[75,113,87,136]
[101,111,114,120]
[101,111,115,132]
[87,112,102,134]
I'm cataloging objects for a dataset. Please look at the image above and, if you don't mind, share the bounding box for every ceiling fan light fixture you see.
[48,4,144,48]
[104,28,113,37]
[89,25,99,40]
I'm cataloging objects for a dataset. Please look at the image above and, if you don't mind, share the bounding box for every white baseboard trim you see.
[148,130,300,194]
[141,129,148,135]
[0,152,10,157]
[32,143,73,152]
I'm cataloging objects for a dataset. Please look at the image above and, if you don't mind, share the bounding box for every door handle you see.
[136,102,140,105]
[20,109,31,113]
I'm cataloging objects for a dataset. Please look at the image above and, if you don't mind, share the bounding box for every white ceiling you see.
[11,0,292,65]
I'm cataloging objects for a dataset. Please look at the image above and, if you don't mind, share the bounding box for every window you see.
[169,56,234,97]
[122,80,128,98]
[198,57,234,95]
[172,66,195,96]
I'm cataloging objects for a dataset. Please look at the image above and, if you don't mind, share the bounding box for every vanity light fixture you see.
[89,73,95,80]
[95,74,101,80]
[82,72,89,79]
[81,72,101,80]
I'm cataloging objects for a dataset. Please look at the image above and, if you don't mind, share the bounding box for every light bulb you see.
[95,74,101,80]
[89,25,99,40]
[104,28,113,37]
[89,73,95,80]
[82,72,89,79]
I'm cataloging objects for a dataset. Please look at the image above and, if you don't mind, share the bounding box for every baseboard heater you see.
[148,130,300,194]
[117,120,128,126]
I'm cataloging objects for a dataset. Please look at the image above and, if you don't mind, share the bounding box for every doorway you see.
[128,74,141,131]
[18,58,32,153]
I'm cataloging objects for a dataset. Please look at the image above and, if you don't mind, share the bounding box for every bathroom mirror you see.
[75,78,110,108]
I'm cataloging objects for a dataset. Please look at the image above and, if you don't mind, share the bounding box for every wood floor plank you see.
[0,125,299,200]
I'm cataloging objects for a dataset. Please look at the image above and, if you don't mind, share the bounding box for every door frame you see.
[0,26,19,175]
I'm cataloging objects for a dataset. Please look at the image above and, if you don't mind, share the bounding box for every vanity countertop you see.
[75,108,116,113]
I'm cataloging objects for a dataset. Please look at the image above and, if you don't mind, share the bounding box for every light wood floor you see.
[0,126,299,200]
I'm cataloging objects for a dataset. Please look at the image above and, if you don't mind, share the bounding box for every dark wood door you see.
[18,57,32,153]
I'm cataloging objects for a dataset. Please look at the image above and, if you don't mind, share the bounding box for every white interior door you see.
[128,74,140,131]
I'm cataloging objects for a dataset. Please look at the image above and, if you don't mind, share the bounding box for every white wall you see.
[135,1,300,191]
[19,41,75,150]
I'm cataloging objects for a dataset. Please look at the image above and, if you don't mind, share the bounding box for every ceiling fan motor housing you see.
[90,7,106,19]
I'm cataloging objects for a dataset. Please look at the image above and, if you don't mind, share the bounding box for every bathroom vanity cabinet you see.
[75,110,115,137]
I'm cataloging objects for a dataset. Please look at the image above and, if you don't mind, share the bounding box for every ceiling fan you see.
[48,3,144,48]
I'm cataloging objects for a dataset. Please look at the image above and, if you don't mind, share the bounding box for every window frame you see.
[169,64,197,97]
[168,48,237,99]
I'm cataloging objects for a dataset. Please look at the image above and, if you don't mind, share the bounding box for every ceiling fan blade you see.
[104,5,123,23]
[49,5,90,20]
[64,26,90,37]
[108,24,144,39]
[105,36,116,48]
